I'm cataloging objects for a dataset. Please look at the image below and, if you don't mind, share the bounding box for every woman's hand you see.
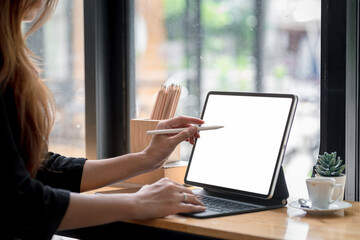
[143,116,204,169]
[131,178,206,219]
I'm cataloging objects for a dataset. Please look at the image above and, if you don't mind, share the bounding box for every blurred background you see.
[25,0,320,199]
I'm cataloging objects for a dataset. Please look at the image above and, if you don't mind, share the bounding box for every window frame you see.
[320,0,359,201]
[345,0,359,201]
[84,0,135,160]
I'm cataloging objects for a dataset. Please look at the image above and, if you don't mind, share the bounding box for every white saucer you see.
[289,200,352,215]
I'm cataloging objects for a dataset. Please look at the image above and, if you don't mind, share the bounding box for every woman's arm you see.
[58,191,136,229]
[59,178,205,230]
[79,152,150,192]
[61,116,206,230]
[80,116,204,192]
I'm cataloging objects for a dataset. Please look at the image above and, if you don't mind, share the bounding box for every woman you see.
[0,0,205,239]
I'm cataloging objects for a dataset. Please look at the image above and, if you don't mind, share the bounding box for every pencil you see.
[169,85,181,118]
[161,84,173,119]
[153,85,165,120]
[150,87,161,119]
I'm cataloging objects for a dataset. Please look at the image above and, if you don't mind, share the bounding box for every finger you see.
[178,192,204,206]
[169,182,196,195]
[178,204,207,213]
[169,126,198,143]
[194,132,200,138]
[181,124,200,138]
[186,131,200,141]
[166,116,204,128]
[177,187,200,198]
[156,121,192,131]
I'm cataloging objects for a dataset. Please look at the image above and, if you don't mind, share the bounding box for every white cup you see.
[306,178,343,209]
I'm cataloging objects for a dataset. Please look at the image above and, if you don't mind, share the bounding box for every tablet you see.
[184,91,298,199]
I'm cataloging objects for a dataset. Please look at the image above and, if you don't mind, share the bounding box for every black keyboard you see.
[198,195,258,213]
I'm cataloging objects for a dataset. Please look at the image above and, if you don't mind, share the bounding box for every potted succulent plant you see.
[315,152,346,200]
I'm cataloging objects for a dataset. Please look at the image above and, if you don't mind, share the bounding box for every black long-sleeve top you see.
[1,87,87,240]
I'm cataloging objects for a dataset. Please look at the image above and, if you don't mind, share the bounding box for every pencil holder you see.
[129,118,180,163]
[125,118,185,185]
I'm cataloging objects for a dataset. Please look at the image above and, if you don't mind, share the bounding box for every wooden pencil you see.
[163,84,176,119]
[169,85,181,118]
[152,85,164,120]
[158,86,168,119]
[150,87,161,119]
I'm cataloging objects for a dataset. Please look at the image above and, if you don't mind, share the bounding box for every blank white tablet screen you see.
[186,94,293,195]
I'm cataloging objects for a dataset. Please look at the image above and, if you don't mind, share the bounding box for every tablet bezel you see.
[184,91,298,199]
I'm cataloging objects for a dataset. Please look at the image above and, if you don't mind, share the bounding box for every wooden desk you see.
[84,186,360,240]
[124,202,359,240]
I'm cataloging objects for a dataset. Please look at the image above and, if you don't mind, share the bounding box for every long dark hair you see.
[0,0,58,176]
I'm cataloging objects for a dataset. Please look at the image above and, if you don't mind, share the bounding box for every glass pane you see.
[135,0,320,199]
[25,0,85,157]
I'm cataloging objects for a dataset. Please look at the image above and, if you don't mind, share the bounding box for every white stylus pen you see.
[146,125,224,135]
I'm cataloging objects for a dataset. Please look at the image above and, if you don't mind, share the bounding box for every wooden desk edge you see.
[123,218,269,240]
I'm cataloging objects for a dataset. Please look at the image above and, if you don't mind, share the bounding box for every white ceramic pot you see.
[315,174,346,201]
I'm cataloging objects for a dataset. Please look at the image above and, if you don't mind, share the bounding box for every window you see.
[25,0,85,157]
[134,0,321,199]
